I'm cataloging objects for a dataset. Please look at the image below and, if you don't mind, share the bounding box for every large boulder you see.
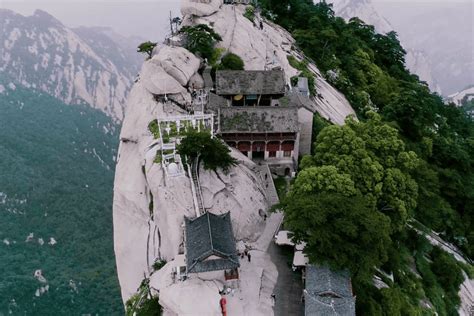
[181,0,223,17]
[189,72,205,89]
[140,60,187,95]
[153,46,201,87]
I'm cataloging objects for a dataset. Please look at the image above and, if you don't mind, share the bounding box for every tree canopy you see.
[302,113,419,232]
[179,24,222,60]
[219,52,245,70]
[258,0,473,313]
[281,192,391,280]
[177,131,237,172]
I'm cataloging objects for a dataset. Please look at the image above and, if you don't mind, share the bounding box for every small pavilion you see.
[184,212,240,276]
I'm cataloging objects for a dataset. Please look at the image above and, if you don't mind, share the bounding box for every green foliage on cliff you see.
[220,52,245,70]
[180,24,222,60]
[258,0,473,313]
[126,279,161,316]
[282,114,417,279]
[244,5,256,22]
[137,41,157,59]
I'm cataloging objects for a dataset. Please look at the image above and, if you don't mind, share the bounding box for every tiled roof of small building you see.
[219,107,299,133]
[305,265,355,316]
[185,212,240,273]
[216,70,286,95]
[285,92,316,112]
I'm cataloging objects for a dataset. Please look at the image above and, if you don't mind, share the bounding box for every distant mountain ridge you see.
[0,9,144,121]
[0,75,122,315]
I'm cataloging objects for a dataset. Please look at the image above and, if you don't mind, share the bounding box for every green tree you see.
[137,41,157,59]
[179,24,222,60]
[280,192,391,279]
[313,113,419,231]
[177,131,237,172]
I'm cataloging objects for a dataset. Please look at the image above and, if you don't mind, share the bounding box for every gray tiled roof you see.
[304,295,356,316]
[305,265,355,316]
[184,212,240,273]
[284,92,315,113]
[216,70,286,95]
[219,107,299,133]
[208,93,228,112]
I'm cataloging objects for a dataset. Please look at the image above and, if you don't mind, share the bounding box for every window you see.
[269,151,277,158]
[283,151,292,157]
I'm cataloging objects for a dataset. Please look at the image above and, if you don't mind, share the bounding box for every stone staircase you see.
[191,157,205,215]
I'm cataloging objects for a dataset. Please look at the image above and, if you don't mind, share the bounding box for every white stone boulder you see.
[181,0,223,17]
[159,278,222,316]
[189,72,205,89]
[140,60,187,95]
[154,46,201,86]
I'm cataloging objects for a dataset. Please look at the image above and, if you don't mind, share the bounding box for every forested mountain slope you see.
[0,79,122,315]
[259,0,474,314]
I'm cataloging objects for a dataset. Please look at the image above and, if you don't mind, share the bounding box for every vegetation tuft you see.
[177,131,237,172]
[179,24,222,61]
[138,41,157,59]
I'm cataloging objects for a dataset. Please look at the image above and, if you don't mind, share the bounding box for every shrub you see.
[209,47,226,66]
[148,120,160,139]
[177,131,237,172]
[179,24,222,60]
[154,153,162,164]
[138,41,157,59]
[126,278,162,316]
[152,260,167,271]
[244,6,255,22]
[220,53,245,70]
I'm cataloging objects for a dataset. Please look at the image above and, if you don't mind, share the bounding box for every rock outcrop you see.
[113,2,357,314]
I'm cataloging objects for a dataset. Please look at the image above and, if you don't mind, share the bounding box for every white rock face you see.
[140,60,187,95]
[459,274,474,316]
[405,49,441,94]
[181,0,223,17]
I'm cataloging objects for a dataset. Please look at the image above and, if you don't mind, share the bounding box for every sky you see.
[2,0,468,40]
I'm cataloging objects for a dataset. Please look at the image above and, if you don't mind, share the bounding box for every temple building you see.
[184,212,240,276]
[212,69,314,175]
[215,70,286,107]
[219,106,299,175]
